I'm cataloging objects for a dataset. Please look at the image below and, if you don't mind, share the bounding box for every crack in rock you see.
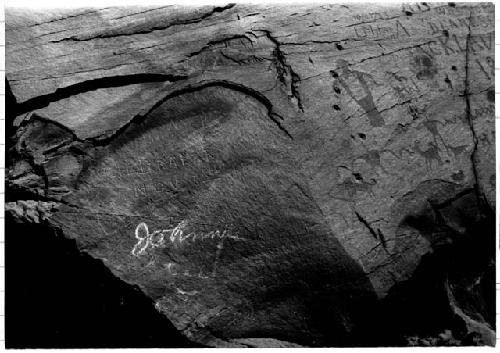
[48,4,237,43]
[257,29,304,112]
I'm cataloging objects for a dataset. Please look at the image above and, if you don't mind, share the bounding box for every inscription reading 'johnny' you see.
[131,221,245,257]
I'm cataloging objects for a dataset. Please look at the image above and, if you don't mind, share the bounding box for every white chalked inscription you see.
[131,220,245,257]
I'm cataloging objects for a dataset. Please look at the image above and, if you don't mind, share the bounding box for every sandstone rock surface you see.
[6,2,495,347]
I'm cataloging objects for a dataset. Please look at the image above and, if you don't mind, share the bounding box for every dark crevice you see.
[15,73,189,115]
[462,9,486,213]
[354,211,379,240]
[290,70,304,111]
[376,229,388,250]
[282,39,344,46]
[88,79,294,144]
[257,29,304,112]
[48,4,236,43]
[15,78,292,144]
[5,79,20,147]
[243,12,260,18]
[259,29,288,84]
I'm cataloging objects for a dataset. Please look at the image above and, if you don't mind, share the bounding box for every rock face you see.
[5,2,495,347]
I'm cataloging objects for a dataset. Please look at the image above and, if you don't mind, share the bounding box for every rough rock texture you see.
[6,2,495,347]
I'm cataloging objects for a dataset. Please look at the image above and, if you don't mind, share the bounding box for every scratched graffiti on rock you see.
[418,32,492,58]
[131,221,245,257]
[353,20,410,41]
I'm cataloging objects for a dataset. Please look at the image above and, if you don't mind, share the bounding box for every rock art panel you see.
[5,2,495,348]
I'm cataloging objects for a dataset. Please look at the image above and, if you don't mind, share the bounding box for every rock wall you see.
[6,2,495,347]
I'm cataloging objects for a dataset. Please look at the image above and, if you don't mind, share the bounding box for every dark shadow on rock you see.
[361,190,495,346]
[5,215,202,348]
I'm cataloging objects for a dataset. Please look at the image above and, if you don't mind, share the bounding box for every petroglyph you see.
[131,221,245,257]
[411,54,437,80]
[418,32,492,58]
[446,144,470,159]
[6,2,495,347]
[331,59,385,127]
[332,167,377,201]
[390,72,421,100]
[353,20,410,41]
[476,56,494,80]
[415,119,449,153]
[426,16,470,35]
[408,140,442,171]
[352,143,402,175]
[342,178,376,198]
